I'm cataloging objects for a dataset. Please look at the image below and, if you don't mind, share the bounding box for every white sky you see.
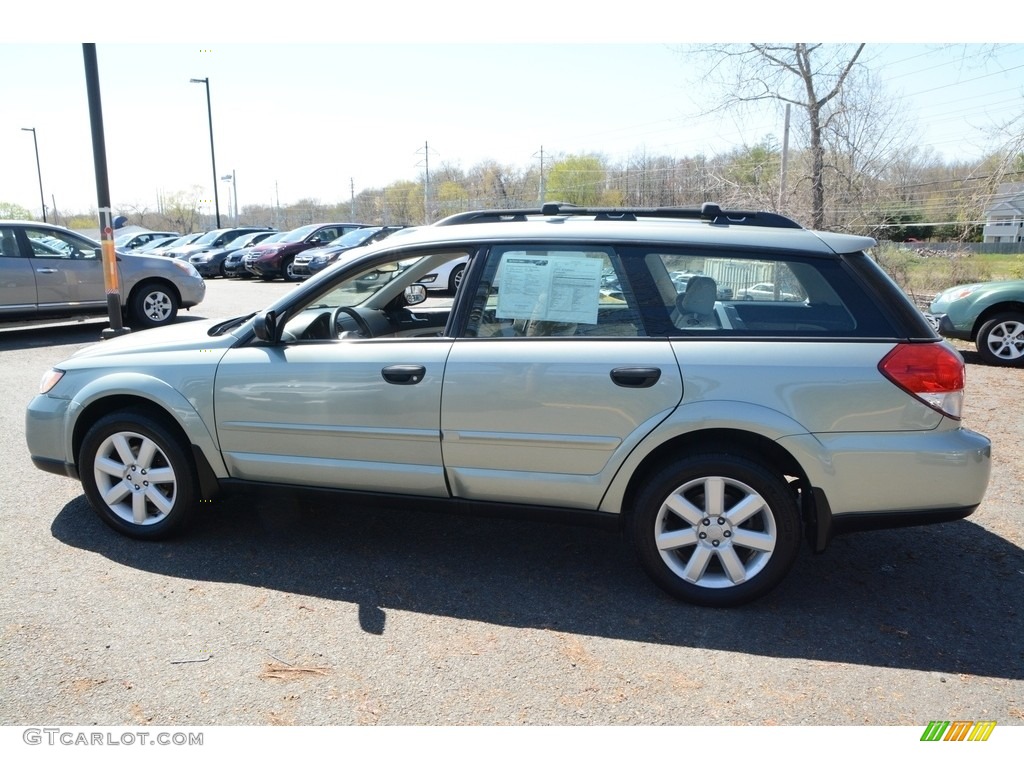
[2,2,1023,218]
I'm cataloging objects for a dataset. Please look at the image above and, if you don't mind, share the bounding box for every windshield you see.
[161,234,197,248]
[193,229,228,245]
[137,237,177,252]
[227,232,262,248]
[329,227,380,247]
[282,224,319,243]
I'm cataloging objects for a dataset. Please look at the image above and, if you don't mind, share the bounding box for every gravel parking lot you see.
[1,278,1021,732]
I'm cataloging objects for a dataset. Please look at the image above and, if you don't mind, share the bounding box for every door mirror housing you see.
[404,284,427,306]
[252,310,278,342]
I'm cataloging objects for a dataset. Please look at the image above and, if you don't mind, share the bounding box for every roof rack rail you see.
[432,202,803,229]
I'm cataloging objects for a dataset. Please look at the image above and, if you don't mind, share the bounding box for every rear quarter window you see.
[618,246,900,338]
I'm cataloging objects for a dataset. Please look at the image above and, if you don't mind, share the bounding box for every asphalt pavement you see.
[1,277,1021,733]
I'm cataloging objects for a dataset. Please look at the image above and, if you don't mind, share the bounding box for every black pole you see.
[191,77,221,228]
[22,128,47,222]
[83,43,128,337]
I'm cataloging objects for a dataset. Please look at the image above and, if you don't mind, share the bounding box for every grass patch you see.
[874,245,1024,303]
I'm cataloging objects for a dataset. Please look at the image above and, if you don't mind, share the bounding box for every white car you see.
[737,282,801,301]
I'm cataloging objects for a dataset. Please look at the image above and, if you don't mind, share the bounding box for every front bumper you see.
[25,393,76,481]
[931,313,973,342]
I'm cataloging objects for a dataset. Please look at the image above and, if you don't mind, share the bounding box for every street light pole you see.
[21,127,46,222]
[221,170,238,226]
[190,77,221,228]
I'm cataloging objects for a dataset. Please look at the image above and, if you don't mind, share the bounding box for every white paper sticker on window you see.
[497,255,602,325]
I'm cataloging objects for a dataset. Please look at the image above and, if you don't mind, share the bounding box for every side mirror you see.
[404,284,427,306]
[252,310,278,341]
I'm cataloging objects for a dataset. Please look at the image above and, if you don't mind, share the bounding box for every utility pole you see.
[778,104,791,213]
[350,177,356,219]
[417,141,431,224]
[534,145,546,205]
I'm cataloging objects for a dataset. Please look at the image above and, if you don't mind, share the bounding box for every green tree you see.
[546,154,607,206]
[0,201,33,219]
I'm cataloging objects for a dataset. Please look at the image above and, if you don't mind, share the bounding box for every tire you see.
[628,453,800,607]
[129,282,179,328]
[976,312,1024,367]
[79,411,198,540]
[448,264,465,293]
[283,258,300,282]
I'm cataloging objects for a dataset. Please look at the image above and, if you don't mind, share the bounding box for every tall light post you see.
[189,77,221,228]
[220,170,238,226]
[21,127,46,222]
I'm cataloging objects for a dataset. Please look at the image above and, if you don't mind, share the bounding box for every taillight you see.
[879,343,964,419]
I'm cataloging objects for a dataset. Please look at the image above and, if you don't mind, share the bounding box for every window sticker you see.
[496,254,603,325]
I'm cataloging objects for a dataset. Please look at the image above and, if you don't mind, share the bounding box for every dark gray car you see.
[1,220,205,328]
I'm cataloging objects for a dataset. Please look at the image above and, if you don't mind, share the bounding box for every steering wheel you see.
[331,306,374,338]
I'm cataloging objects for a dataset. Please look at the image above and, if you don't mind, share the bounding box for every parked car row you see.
[108,224,423,285]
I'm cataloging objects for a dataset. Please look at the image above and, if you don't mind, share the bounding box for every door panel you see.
[0,226,37,315]
[441,338,682,509]
[214,339,453,495]
[21,226,107,310]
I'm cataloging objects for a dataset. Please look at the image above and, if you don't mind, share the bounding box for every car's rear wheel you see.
[448,264,465,293]
[976,312,1024,367]
[79,411,198,540]
[628,453,800,607]
[129,282,179,328]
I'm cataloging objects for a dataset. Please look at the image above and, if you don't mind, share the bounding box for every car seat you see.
[1,232,18,259]
[674,275,719,328]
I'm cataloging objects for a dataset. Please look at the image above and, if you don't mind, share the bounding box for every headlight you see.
[39,368,65,394]
[941,284,981,302]
[171,259,201,278]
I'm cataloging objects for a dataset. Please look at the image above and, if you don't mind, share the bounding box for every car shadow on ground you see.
[0,316,206,352]
[51,490,1023,679]
[0,321,110,351]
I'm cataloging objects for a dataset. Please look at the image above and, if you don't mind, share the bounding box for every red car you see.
[243,222,368,281]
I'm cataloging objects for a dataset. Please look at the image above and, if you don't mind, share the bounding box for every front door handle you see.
[35,268,58,274]
[610,367,661,388]
[382,364,426,385]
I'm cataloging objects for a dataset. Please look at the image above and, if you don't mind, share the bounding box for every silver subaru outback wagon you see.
[25,203,991,607]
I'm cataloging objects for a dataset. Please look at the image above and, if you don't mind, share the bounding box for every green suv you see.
[25,204,991,606]
[929,279,1024,367]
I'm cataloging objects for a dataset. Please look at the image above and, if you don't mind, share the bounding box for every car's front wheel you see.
[79,411,198,539]
[128,282,179,328]
[448,264,465,293]
[976,312,1024,367]
[628,453,800,607]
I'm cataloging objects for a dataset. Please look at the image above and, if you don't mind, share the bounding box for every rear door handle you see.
[35,268,58,274]
[382,364,426,385]
[610,367,661,388]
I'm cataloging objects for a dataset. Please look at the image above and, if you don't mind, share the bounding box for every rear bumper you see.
[780,426,991,550]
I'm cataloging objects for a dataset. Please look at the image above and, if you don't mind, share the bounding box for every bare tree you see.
[819,68,915,232]
[684,43,866,229]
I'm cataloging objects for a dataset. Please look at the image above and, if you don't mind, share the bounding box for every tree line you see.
[37,144,1017,243]
[11,44,1022,242]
